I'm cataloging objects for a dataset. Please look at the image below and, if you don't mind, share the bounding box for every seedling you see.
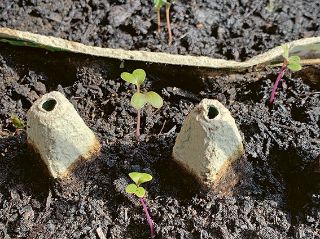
[265,0,274,12]
[11,115,25,129]
[153,0,174,45]
[120,69,163,140]
[125,172,154,239]
[269,44,302,104]
[154,0,164,34]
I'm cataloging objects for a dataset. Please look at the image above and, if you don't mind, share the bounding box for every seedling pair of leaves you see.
[120,69,163,111]
[125,172,155,238]
[120,69,163,140]
[125,172,152,198]
[282,45,302,71]
[269,44,302,103]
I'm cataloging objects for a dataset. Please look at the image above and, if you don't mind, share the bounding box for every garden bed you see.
[0,42,319,238]
[0,0,320,238]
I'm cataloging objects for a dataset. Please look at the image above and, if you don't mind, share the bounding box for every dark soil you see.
[0,0,319,60]
[0,43,319,239]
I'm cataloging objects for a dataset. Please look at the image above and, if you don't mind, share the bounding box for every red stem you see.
[165,4,172,45]
[139,197,154,239]
[135,85,141,141]
[269,62,287,104]
[136,109,140,140]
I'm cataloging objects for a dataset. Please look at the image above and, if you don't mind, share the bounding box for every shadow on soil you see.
[0,132,50,201]
[270,146,320,226]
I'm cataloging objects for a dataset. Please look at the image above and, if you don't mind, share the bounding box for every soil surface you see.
[0,43,319,239]
[0,0,319,60]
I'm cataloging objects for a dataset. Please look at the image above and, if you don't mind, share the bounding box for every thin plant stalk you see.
[157,8,161,33]
[139,197,154,239]
[136,109,141,140]
[136,85,141,140]
[165,3,172,45]
[269,62,287,104]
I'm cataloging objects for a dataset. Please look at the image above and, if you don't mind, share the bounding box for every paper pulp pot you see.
[27,91,101,178]
[173,99,244,192]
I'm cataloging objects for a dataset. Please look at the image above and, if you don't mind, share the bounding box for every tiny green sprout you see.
[125,172,155,238]
[129,172,153,186]
[265,0,274,12]
[131,91,163,110]
[125,172,152,198]
[153,0,175,45]
[154,0,166,33]
[11,115,25,129]
[120,69,163,140]
[282,45,302,72]
[269,44,302,104]
[153,0,165,10]
[125,183,146,198]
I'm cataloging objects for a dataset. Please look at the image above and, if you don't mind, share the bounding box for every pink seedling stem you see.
[269,62,287,104]
[139,197,154,239]
[136,109,141,141]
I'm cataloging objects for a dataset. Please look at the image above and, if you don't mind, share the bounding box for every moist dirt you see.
[0,0,319,60]
[0,43,319,238]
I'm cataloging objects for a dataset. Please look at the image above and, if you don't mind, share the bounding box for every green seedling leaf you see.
[287,55,301,71]
[125,183,146,198]
[153,0,166,9]
[134,187,146,198]
[145,91,163,109]
[132,69,146,85]
[131,92,147,110]
[288,55,300,64]
[120,69,146,86]
[265,0,274,12]
[282,44,289,59]
[11,115,25,129]
[121,72,137,84]
[287,62,302,71]
[129,172,153,186]
[125,183,138,193]
[281,45,301,72]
